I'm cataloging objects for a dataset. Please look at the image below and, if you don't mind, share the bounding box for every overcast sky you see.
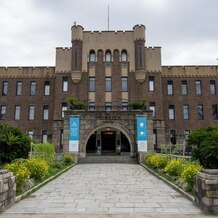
[0,0,218,66]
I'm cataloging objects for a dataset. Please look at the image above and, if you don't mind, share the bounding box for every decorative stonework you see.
[0,170,16,213]
[195,169,218,215]
[71,71,82,83]
[135,70,146,83]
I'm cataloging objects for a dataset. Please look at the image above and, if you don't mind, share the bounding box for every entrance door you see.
[86,133,96,153]
[101,131,116,153]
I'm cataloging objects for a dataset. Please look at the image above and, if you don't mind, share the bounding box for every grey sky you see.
[0,0,218,66]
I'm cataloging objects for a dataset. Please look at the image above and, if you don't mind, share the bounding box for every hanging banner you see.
[69,116,80,152]
[136,116,148,152]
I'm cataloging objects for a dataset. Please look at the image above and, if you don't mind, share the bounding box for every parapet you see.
[71,24,84,41]
[133,24,146,41]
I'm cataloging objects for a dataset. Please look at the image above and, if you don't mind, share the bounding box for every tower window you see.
[89,51,96,62]
[105,50,112,62]
[121,50,127,62]
[149,76,155,91]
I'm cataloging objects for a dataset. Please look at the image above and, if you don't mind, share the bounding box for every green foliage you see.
[145,153,169,169]
[160,144,180,155]
[62,153,74,165]
[164,158,187,176]
[0,123,31,164]
[25,158,49,181]
[3,161,30,193]
[33,142,56,166]
[66,97,86,110]
[187,126,218,169]
[129,99,147,110]
[180,162,202,191]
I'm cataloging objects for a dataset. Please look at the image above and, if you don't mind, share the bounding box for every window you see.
[210,80,216,95]
[121,50,127,62]
[29,105,35,120]
[2,81,8,96]
[170,130,177,144]
[197,104,204,120]
[43,106,49,120]
[44,81,50,95]
[181,80,188,95]
[105,50,112,62]
[41,130,48,143]
[122,102,128,111]
[150,102,156,118]
[121,77,128,92]
[212,104,218,120]
[61,102,67,118]
[168,105,175,120]
[62,77,68,92]
[89,51,96,62]
[89,77,95,92]
[105,102,112,111]
[167,81,173,95]
[105,77,112,92]
[139,47,143,67]
[195,80,202,95]
[14,105,21,120]
[183,104,189,120]
[30,81,36,96]
[16,81,22,96]
[60,130,64,148]
[28,130,34,140]
[0,105,6,120]
[88,102,95,111]
[149,76,155,91]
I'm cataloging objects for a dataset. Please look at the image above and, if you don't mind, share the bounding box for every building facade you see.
[0,24,218,157]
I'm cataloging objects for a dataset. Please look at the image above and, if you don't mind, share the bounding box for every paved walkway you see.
[3,164,203,216]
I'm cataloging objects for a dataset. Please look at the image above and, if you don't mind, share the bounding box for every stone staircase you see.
[78,153,138,164]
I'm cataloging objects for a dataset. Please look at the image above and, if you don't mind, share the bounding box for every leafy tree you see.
[0,123,31,165]
[187,126,218,169]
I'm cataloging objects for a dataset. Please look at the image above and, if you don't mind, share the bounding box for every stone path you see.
[3,164,202,216]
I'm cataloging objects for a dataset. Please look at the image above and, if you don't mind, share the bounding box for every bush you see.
[3,161,30,193]
[33,142,56,166]
[144,152,155,165]
[180,162,202,191]
[62,153,74,165]
[26,157,49,181]
[164,158,187,176]
[145,153,169,169]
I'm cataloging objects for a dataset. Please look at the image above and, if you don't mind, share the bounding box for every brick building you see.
[0,23,218,157]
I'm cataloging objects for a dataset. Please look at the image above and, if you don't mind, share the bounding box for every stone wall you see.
[195,169,218,215]
[0,170,16,213]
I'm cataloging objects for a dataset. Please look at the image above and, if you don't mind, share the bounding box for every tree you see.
[0,123,31,165]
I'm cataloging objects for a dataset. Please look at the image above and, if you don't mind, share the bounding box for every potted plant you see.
[66,97,86,110]
[129,98,148,110]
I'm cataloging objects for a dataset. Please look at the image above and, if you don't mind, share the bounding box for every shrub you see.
[149,154,169,169]
[144,152,155,165]
[164,158,187,176]
[3,161,30,193]
[26,157,49,181]
[33,142,56,166]
[62,153,74,165]
[180,162,202,191]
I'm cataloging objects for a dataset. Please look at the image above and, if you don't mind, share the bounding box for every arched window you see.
[105,50,112,62]
[89,50,96,62]
[121,50,127,62]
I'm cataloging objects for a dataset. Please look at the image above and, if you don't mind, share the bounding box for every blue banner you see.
[69,116,80,141]
[136,116,147,141]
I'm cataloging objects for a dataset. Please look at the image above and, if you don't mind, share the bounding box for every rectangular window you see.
[181,80,188,95]
[168,105,175,120]
[62,77,68,92]
[88,102,95,111]
[14,105,21,120]
[42,130,48,143]
[29,105,35,120]
[61,102,67,118]
[105,77,112,92]
[122,102,128,111]
[210,80,216,95]
[121,77,128,92]
[170,130,177,144]
[28,130,34,140]
[0,105,7,120]
[44,81,50,95]
[16,81,22,96]
[195,80,202,95]
[149,76,155,91]
[197,104,204,120]
[183,104,189,120]
[89,77,95,92]
[43,106,49,120]
[167,81,173,95]
[212,104,218,120]
[30,81,36,96]
[2,81,8,96]
[150,102,156,118]
[60,130,64,147]
[105,102,112,111]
